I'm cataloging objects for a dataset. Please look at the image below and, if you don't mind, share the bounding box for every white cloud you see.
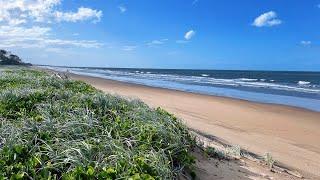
[0,0,61,24]
[0,25,103,49]
[118,5,127,13]
[54,7,102,23]
[301,41,311,46]
[252,11,282,27]
[0,25,51,38]
[122,45,137,51]
[147,39,168,46]
[0,0,103,50]
[43,39,103,48]
[184,30,196,40]
[0,0,101,24]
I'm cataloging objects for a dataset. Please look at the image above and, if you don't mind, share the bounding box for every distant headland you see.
[0,49,31,66]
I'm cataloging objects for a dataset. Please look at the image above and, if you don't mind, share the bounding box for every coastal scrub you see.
[0,68,195,179]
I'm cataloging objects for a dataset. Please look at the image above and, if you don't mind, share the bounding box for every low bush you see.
[0,68,195,179]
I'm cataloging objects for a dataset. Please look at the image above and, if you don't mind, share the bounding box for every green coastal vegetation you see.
[0,68,195,179]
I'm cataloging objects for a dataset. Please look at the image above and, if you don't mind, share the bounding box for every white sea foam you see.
[298,81,310,85]
[238,78,258,82]
[42,66,320,95]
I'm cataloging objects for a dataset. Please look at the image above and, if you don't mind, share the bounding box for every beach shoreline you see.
[42,68,320,179]
[41,66,320,112]
[67,72,320,178]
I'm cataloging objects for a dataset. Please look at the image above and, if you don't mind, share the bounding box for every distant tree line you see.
[0,49,31,66]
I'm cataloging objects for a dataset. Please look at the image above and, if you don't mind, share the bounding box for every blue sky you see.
[1,0,320,71]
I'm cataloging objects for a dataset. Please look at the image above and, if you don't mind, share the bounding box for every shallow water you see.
[43,66,320,112]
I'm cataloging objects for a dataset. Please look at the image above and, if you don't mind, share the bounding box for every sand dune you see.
[70,73,320,179]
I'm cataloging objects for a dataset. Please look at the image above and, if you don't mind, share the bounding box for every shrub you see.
[264,152,275,169]
[0,68,195,179]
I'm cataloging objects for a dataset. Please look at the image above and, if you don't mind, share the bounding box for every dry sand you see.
[70,73,320,179]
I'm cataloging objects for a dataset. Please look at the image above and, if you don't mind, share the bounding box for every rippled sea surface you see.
[43,66,320,112]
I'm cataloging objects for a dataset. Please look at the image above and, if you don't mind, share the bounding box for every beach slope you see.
[71,73,320,179]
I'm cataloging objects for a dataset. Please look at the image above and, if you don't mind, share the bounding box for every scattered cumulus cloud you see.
[0,0,102,24]
[184,30,196,40]
[54,7,102,23]
[252,11,282,27]
[118,5,127,13]
[301,40,311,46]
[0,0,103,50]
[0,0,61,25]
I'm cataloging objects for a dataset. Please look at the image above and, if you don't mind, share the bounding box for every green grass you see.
[0,68,195,179]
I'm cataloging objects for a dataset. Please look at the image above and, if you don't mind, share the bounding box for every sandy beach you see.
[70,73,320,179]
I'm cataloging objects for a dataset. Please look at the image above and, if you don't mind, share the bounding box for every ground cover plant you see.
[0,68,195,179]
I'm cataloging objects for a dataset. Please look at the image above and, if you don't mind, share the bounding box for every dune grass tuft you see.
[0,68,195,179]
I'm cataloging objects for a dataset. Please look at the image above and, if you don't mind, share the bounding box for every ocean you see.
[44,66,320,112]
